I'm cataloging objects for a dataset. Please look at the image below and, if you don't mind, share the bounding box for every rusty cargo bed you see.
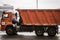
[17,9,60,25]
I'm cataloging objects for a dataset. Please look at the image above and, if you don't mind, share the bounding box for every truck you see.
[0,9,60,36]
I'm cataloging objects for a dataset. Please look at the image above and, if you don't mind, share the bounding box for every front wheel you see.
[6,26,17,35]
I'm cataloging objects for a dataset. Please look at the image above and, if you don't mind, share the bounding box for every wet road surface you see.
[0,31,60,40]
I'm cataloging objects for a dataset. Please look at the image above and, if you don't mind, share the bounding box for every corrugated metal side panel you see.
[18,9,60,25]
[52,10,60,24]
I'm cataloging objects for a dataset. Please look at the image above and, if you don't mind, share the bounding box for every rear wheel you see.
[47,28,56,36]
[35,28,44,36]
[6,26,17,35]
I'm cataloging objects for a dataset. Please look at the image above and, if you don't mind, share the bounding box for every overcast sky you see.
[0,0,60,9]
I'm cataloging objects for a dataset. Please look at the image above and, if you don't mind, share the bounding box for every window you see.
[3,14,8,18]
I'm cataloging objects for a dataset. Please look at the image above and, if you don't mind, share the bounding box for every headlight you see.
[2,22,5,25]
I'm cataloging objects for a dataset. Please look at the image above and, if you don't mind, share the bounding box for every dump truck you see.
[0,9,60,36]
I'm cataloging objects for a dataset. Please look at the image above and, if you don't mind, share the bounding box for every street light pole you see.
[36,0,38,9]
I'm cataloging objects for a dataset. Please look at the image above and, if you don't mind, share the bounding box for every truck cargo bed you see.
[17,9,60,25]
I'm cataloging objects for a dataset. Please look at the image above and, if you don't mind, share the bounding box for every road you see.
[0,31,60,40]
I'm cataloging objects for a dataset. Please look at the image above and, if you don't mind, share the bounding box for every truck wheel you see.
[35,28,44,36]
[13,27,17,35]
[6,26,17,35]
[48,28,56,36]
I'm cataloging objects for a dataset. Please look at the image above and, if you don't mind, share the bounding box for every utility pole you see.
[36,0,38,9]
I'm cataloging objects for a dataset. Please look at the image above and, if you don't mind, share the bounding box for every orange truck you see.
[0,9,60,36]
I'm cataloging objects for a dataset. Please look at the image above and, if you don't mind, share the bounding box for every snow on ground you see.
[0,31,60,36]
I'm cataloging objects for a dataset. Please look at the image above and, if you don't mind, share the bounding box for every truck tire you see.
[35,28,44,36]
[6,26,17,35]
[47,28,56,36]
[13,27,17,35]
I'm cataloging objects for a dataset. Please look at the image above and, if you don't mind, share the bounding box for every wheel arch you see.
[5,25,13,30]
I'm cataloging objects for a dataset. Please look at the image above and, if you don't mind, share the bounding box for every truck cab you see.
[1,11,13,31]
[1,10,17,35]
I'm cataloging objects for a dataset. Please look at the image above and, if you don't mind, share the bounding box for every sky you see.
[0,0,60,9]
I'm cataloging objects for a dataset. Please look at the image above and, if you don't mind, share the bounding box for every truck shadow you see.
[0,35,59,40]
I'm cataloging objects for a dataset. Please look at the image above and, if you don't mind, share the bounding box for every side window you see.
[3,14,8,18]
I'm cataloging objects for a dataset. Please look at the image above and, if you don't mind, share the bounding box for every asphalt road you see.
[0,31,60,40]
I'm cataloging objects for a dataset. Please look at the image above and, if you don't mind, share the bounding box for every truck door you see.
[1,11,12,25]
